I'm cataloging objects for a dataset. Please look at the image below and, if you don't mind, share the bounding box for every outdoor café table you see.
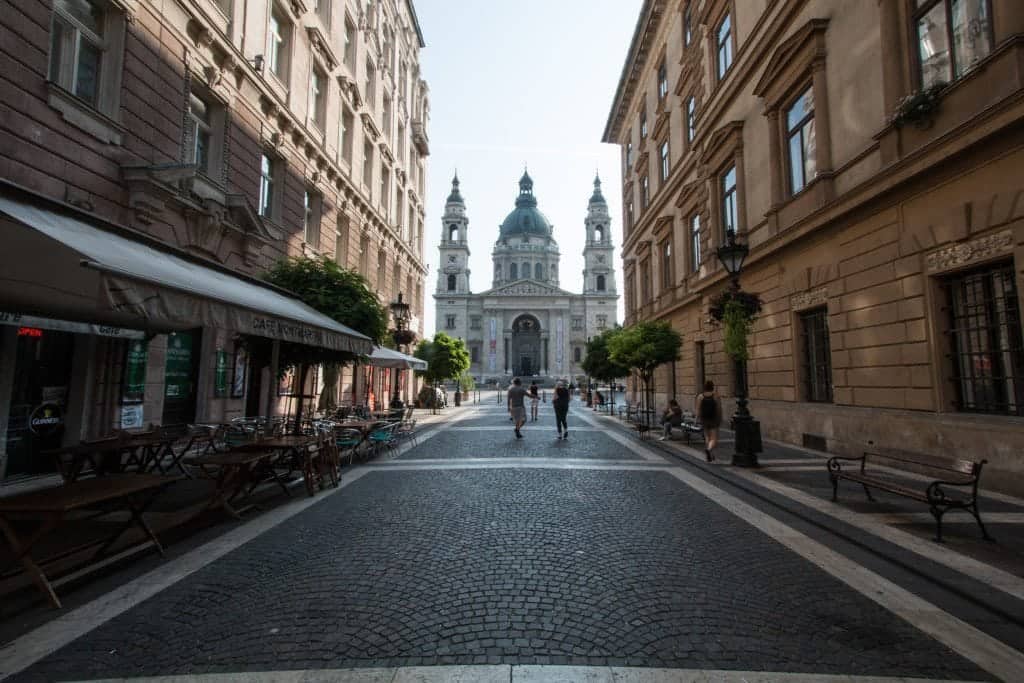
[232,435,321,496]
[0,474,179,608]
[46,442,116,483]
[188,449,286,519]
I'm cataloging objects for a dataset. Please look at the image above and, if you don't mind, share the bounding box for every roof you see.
[405,0,426,47]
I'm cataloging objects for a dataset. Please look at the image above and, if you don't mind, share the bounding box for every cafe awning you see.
[366,346,428,371]
[0,194,373,355]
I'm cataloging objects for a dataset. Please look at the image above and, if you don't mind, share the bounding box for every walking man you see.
[553,380,570,439]
[508,377,528,439]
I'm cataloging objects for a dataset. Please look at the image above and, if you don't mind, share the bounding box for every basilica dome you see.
[498,171,554,240]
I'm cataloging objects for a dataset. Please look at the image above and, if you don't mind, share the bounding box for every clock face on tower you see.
[597,255,605,263]
[448,255,457,264]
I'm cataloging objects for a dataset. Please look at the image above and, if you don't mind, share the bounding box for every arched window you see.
[494,263,502,279]
[596,274,606,291]
[522,262,530,279]
[534,263,543,279]
[573,347,582,362]
[447,274,456,291]
[448,224,459,242]
[594,225,604,242]
[510,263,518,279]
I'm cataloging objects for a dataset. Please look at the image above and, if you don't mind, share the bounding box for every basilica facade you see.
[434,172,618,382]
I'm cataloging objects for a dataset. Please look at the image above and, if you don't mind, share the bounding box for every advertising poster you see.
[164,333,193,399]
[120,403,144,429]
[556,317,564,372]
[231,346,248,398]
[123,340,148,403]
[214,349,229,398]
[488,317,497,372]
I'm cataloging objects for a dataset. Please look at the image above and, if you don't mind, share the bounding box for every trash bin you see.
[454,390,462,407]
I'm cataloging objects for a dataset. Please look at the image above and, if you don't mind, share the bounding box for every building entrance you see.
[510,315,541,377]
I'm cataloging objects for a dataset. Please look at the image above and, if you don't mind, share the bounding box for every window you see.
[314,0,329,25]
[471,346,479,363]
[448,224,461,242]
[596,274,606,292]
[186,90,216,175]
[597,314,608,330]
[258,153,276,218]
[522,262,530,279]
[640,109,648,138]
[786,88,816,194]
[359,234,370,276]
[574,347,582,363]
[377,250,387,289]
[470,316,481,330]
[335,214,350,266]
[690,214,701,272]
[594,225,604,242]
[721,165,737,238]
[49,0,107,107]
[382,92,392,135]
[572,316,583,330]
[683,3,692,46]
[641,176,650,210]
[380,165,391,217]
[625,142,632,170]
[445,314,456,329]
[799,307,833,403]
[397,122,406,163]
[659,140,670,182]
[661,240,673,290]
[446,274,456,292]
[640,259,652,303]
[339,106,353,163]
[362,139,374,188]
[510,263,518,279]
[343,16,356,69]
[657,58,668,100]
[268,6,291,83]
[914,0,992,89]
[310,64,326,131]
[303,189,321,249]
[695,341,706,389]
[365,58,376,106]
[535,263,543,279]
[686,96,696,143]
[716,13,733,80]
[626,201,634,231]
[945,262,1024,415]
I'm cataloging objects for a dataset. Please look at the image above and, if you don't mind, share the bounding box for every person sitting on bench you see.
[659,399,684,441]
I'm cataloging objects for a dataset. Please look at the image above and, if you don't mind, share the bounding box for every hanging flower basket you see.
[890,83,946,130]
[392,328,417,347]
[709,289,763,363]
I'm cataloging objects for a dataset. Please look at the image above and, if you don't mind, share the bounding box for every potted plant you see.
[709,288,763,362]
[890,82,946,130]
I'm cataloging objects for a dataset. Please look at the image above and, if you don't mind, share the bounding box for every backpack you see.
[699,393,718,421]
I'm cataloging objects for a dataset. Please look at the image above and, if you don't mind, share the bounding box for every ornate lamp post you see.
[389,292,414,405]
[716,230,762,467]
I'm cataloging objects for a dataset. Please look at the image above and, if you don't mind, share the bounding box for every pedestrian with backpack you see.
[694,380,721,462]
[552,380,570,439]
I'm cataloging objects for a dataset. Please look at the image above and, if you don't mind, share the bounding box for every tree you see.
[581,327,629,407]
[608,320,682,424]
[261,256,389,427]
[414,333,470,411]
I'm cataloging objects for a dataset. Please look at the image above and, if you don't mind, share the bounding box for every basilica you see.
[434,171,619,383]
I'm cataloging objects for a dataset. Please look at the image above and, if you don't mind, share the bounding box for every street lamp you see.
[389,292,414,406]
[716,230,762,468]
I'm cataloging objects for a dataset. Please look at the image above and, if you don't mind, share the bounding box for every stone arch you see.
[596,274,606,291]
[447,274,456,291]
[511,314,542,377]
[534,262,544,279]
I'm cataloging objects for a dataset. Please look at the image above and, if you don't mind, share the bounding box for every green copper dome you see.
[589,174,607,206]
[446,173,464,204]
[499,171,554,240]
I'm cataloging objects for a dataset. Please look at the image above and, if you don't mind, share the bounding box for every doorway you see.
[510,314,541,377]
[162,330,201,427]
[4,327,75,478]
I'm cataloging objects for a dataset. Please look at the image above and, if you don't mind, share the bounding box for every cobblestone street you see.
[3,400,1022,682]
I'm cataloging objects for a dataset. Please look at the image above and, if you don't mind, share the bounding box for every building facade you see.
[434,172,618,382]
[0,0,429,481]
[606,0,1024,494]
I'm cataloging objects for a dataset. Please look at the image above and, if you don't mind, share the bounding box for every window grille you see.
[945,262,1024,415]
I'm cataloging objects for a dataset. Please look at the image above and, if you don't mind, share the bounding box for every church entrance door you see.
[510,314,541,377]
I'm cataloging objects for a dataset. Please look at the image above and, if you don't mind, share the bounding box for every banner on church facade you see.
[556,317,564,373]
[488,317,497,372]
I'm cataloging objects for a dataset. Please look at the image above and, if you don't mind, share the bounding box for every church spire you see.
[446,172,464,204]
[589,172,606,206]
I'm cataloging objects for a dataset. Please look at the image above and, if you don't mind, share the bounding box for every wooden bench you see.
[827,449,991,543]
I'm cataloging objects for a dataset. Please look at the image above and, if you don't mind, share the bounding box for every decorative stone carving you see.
[490,283,564,296]
[790,286,828,311]
[925,230,1014,273]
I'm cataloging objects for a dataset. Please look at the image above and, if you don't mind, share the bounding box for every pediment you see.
[753,19,829,107]
[483,279,574,297]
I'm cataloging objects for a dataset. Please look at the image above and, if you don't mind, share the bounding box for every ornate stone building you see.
[434,172,618,382]
[605,0,1024,493]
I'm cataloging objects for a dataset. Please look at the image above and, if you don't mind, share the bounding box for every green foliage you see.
[608,320,682,379]
[581,327,629,382]
[414,332,470,385]
[458,371,476,393]
[263,256,389,344]
[709,288,762,322]
[723,300,753,362]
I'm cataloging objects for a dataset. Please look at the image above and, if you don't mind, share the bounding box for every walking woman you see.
[553,380,570,439]
[694,380,722,462]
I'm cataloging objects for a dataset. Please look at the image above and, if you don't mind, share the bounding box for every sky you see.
[414,0,642,335]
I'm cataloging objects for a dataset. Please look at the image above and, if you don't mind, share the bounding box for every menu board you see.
[164,333,193,399]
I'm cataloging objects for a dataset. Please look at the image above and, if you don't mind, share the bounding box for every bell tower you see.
[436,173,471,295]
[582,174,616,295]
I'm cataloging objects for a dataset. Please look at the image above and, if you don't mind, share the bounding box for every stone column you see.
[811,60,834,176]
[878,0,908,113]
[993,0,1024,42]
[766,109,784,208]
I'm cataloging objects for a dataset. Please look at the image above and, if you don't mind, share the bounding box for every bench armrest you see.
[827,454,866,475]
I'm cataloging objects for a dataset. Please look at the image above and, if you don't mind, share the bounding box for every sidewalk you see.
[587,407,1024,629]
